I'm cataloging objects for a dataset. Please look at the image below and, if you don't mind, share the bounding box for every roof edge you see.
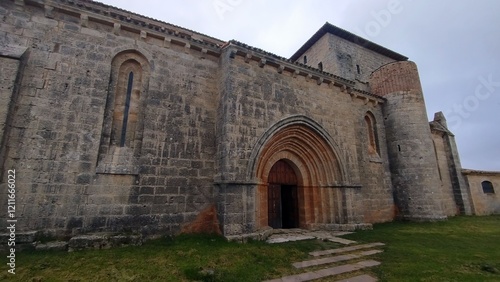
[290,22,408,62]
[63,0,225,46]
[462,169,500,175]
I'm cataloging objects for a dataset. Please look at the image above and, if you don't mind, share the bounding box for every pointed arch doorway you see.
[267,160,299,229]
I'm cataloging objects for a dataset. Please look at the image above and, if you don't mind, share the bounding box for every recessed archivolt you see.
[248,115,346,186]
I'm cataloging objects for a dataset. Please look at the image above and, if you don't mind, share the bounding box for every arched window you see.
[364,112,379,156]
[97,50,150,175]
[110,59,143,148]
[482,181,495,194]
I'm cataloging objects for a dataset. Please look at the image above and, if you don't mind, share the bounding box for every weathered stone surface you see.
[0,0,495,242]
[35,241,68,252]
[293,250,383,268]
[463,170,500,215]
[263,260,381,282]
[68,234,142,251]
[309,242,385,257]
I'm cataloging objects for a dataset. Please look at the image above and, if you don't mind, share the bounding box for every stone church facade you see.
[1,0,498,241]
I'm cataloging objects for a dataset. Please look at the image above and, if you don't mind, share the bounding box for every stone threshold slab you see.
[267,235,317,244]
[263,260,381,282]
[293,249,383,269]
[309,242,385,257]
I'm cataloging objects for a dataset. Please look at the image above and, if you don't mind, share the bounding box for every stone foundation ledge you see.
[67,234,143,252]
[0,231,143,252]
[0,231,37,244]
[0,231,38,252]
[225,227,274,243]
[224,223,373,242]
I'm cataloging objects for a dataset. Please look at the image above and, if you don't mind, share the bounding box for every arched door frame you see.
[249,116,347,229]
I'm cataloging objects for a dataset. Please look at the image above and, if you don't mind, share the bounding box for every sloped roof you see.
[290,22,408,62]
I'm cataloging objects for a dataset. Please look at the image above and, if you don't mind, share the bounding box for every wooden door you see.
[267,160,299,229]
[268,184,282,229]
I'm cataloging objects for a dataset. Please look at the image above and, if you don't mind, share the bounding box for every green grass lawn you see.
[1,215,499,281]
[343,215,500,282]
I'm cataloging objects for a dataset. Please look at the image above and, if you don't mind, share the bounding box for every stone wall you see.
[430,112,473,216]
[371,61,446,221]
[0,0,220,238]
[431,130,459,216]
[215,44,395,234]
[463,170,500,215]
[298,33,396,86]
[0,46,26,177]
[2,0,486,241]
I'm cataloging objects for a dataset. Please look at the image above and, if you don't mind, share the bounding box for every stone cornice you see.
[15,0,385,106]
[462,169,500,176]
[225,41,385,105]
[20,0,222,58]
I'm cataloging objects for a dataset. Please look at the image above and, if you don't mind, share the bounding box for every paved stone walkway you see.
[263,230,383,282]
[266,229,354,244]
[309,242,385,257]
[264,260,380,282]
[293,249,383,269]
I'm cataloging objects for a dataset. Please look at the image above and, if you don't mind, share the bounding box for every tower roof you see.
[290,22,408,62]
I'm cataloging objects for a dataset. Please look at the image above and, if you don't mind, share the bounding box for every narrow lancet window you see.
[120,72,134,147]
[97,50,149,175]
[365,113,379,156]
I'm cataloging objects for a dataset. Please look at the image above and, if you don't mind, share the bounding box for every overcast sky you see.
[97,0,499,171]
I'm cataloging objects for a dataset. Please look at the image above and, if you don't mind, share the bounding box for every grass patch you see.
[1,234,339,282]
[343,215,500,281]
[1,216,499,281]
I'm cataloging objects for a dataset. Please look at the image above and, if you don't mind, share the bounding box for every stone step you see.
[293,249,383,269]
[328,237,357,245]
[263,260,381,282]
[335,274,378,282]
[309,242,385,257]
